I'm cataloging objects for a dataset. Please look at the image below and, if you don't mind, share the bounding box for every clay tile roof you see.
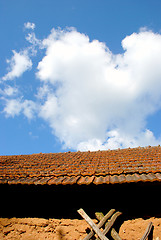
[0,146,161,185]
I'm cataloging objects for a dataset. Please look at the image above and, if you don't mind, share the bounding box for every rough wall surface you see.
[0,217,161,240]
[0,218,89,240]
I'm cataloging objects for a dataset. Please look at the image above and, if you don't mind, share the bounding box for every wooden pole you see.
[102,211,122,236]
[78,208,109,240]
[95,212,122,240]
[141,222,153,240]
[83,209,115,240]
[111,228,122,240]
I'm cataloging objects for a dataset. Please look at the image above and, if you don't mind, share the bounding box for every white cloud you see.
[77,129,160,151]
[2,50,32,81]
[22,100,37,119]
[25,32,43,55]
[24,22,35,30]
[2,27,161,151]
[35,28,161,150]
[0,86,18,97]
[3,98,37,119]
[3,86,18,96]
[3,99,23,117]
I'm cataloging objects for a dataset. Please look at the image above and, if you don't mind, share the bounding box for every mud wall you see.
[1,217,161,240]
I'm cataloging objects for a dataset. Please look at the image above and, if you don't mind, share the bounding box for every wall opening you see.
[1,182,161,220]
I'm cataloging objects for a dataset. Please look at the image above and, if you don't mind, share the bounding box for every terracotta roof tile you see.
[156,173,161,180]
[34,177,52,185]
[77,176,95,185]
[1,146,161,185]
[93,175,110,184]
[48,176,67,185]
[62,176,80,185]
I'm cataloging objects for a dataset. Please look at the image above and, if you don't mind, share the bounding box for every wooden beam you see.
[78,208,109,240]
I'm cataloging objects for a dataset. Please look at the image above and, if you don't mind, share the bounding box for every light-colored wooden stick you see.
[102,211,122,236]
[97,209,115,228]
[95,212,105,221]
[111,228,122,240]
[95,211,122,240]
[77,208,109,240]
[95,209,115,223]
[83,209,115,240]
[141,222,153,240]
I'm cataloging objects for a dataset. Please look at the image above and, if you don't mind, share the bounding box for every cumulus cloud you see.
[2,26,161,151]
[35,28,161,150]
[2,50,32,80]
[78,129,159,151]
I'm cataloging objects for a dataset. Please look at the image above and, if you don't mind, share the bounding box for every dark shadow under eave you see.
[0,181,161,220]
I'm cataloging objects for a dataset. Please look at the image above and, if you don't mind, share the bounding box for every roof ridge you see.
[1,145,161,157]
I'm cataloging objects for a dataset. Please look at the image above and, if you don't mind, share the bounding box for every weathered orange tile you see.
[0,146,161,185]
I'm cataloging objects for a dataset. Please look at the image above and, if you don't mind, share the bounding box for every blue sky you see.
[1,0,161,155]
